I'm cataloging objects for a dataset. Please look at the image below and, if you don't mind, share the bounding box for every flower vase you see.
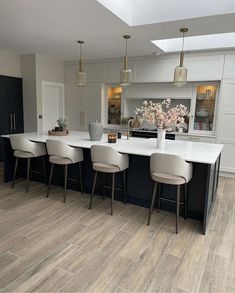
[157,128,166,149]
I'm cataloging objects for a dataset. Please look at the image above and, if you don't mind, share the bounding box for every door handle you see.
[13,114,16,130]
[9,114,13,131]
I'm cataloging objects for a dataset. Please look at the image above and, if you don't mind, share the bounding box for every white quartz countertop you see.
[2,131,223,164]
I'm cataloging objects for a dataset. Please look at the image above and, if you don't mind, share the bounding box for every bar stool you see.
[89,145,129,215]
[46,139,84,203]
[10,135,47,193]
[147,153,193,234]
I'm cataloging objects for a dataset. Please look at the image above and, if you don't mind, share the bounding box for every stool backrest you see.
[150,153,192,183]
[91,145,125,169]
[46,139,76,160]
[10,135,43,157]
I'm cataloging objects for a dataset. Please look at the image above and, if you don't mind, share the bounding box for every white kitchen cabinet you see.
[65,83,104,131]
[223,54,235,79]
[103,61,136,84]
[217,79,235,173]
[84,83,105,130]
[64,62,103,83]
[133,59,176,83]
[186,55,224,81]
[188,82,220,135]
[132,54,224,83]
[65,84,86,131]
[103,62,122,84]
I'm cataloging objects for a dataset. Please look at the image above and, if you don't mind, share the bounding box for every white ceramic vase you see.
[88,121,103,141]
[157,128,166,149]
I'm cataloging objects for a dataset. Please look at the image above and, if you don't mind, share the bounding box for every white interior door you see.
[42,81,64,132]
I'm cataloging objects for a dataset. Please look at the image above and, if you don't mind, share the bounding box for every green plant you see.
[57,117,67,128]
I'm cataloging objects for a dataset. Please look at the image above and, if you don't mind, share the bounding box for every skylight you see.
[151,32,235,52]
[97,0,235,26]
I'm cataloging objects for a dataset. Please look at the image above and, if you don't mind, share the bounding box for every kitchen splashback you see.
[124,98,191,120]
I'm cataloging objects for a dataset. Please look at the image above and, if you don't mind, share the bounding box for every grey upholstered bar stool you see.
[147,153,193,234]
[89,145,129,215]
[10,135,47,193]
[46,139,84,203]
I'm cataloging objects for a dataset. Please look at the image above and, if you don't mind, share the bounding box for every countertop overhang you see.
[2,131,223,165]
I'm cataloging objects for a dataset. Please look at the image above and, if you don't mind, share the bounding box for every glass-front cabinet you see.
[107,86,122,125]
[189,82,219,134]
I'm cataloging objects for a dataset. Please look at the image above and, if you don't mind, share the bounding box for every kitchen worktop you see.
[2,131,223,164]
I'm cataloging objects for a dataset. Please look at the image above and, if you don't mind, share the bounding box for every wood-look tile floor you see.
[0,176,234,292]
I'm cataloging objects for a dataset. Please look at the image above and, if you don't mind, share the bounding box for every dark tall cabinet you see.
[0,75,24,161]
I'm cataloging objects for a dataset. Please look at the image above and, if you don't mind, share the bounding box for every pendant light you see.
[76,40,86,87]
[173,28,188,87]
[120,35,132,86]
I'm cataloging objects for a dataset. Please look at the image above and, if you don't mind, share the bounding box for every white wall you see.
[0,49,21,77]
[21,54,37,132]
[21,53,65,132]
[35,54,65,132]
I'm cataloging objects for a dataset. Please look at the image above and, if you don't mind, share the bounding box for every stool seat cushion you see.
[14,150,34,158]
[49,155,73,165]
[151,172,186,185]
[93,162,120,173]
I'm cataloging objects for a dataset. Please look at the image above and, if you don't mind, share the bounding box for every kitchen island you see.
[1,131,223,234]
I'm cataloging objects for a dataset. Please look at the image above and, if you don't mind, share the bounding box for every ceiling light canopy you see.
[76,40,86,87]
[152,32,235,52]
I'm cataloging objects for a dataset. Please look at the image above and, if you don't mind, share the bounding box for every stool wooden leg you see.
[64,165,68,203]
[26,158,31,193]
[123,170,127,204]
[12,157,18,189]
[184,183,188,219]
[47,163,54,198]
[176,185,180,234]
[42,156,47,185]
[111,173,115,216]
[89,171,97,210]
[147,182,158,225]
[79,162,83,194]
[157,183,161,212]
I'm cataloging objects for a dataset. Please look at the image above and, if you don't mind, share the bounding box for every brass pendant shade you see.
[76,40,86,87]
[174,28,188,87]
[120,35,132,86]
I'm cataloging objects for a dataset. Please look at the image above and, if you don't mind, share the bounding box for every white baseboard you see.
[220,171,235,178]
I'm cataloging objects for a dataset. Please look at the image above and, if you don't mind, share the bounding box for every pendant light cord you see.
[181,31,185,53]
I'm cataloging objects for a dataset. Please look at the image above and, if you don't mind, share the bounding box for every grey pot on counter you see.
[88,121,103,141]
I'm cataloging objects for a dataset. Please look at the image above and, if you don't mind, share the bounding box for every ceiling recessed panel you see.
[97,0,235,26]
[151,32,235,52]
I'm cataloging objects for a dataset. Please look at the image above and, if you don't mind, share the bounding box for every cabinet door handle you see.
[10,114,13,131]
[13,114,16,130]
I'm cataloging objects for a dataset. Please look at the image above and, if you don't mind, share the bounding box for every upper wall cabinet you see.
[103,62,136,84]
[64,63,103,83]
[223,54,235,79]
[185,55,224,81]
[103,62,123,84]
[132,55,224,83]
[133,59,175,83]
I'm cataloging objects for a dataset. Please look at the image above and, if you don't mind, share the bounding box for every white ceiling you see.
[0,0,235,60]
